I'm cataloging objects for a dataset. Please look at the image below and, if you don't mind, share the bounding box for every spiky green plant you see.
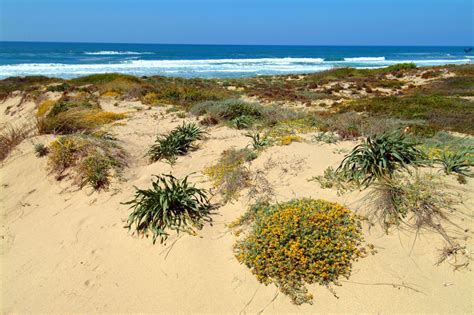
[124,174,212,244]
[337,132,426,185]
[148,122,205,164]
[34,143,49,157]
[436,148,473,178]
[231,115,254,129]
[246,132,270,150]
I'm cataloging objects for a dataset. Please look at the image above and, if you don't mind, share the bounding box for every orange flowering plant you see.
[232,198,366,304]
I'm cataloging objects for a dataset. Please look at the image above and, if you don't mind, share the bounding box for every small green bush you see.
[337,132,426,185]
[232,199,364,304]
[34,143,49,157]
[190,99,262,122]
[148,122,205,164]
[124,174,212,244]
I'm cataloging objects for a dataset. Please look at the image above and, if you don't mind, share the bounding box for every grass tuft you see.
[148,122,205,164]
[124,174,212,244]
[0,123,34,162]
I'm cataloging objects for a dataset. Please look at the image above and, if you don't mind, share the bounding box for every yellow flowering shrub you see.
[279,135,302,146]
[232,198,365,305]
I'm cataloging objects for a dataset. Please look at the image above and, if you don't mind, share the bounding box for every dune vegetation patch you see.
[342,95,474,134]
[203,148,255,203]
[148,122,205,164]
[37,98,127,135]
[0,122,35,162]
[231,198,366,305]
[124,174,212,244]
[47,134,127,190]
[312,130,472,266]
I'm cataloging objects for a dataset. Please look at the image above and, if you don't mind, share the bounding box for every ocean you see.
[0,42,472,79]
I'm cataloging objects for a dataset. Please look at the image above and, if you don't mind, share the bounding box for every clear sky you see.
[1,0,473,46]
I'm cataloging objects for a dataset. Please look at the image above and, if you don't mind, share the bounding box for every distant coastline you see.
[0,42,472,79]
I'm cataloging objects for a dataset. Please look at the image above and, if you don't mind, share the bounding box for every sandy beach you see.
[1,65,473,313]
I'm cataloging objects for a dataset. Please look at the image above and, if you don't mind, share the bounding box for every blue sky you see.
[1,0,472,45]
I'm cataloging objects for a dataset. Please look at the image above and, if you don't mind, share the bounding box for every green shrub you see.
[190,99,262,122]
[344,95,474,134]
[124,174,212,244]
[232,199,364,305]
[47,83,70,92]
[337,132,426,185]
[148,122,205,164]
[34,143,49,157]
[384,63,417,72]
[313,132,340,144]
[70,73,142,85]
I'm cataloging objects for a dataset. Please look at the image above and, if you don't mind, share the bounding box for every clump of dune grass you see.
[365,173,464,243]
[37,98,126,135]
[0,122,34,162]
[203,148,254,203]
[124,173,212,244]
[231,199,365,305]
[48,134,127,190]
[148,122,205,164]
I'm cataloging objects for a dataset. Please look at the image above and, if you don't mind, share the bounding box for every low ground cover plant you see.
[124,174,212,244]
[343,95,474,134]
[148,122,205,164]
[203,148,253,203]
[48,134,127,190]
[232,198,365,305]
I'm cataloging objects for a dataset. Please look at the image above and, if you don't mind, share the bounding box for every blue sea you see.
[0,42,472,79]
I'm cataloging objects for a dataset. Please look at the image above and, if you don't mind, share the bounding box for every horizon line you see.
[1,40,472,48]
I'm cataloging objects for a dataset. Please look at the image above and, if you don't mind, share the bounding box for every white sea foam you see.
[84,51,154,55]
[344,57,386,62]
[0,57,471,79]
